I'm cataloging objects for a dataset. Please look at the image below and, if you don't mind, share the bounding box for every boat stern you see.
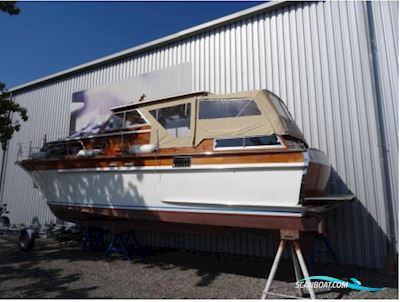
[301,149,331,198]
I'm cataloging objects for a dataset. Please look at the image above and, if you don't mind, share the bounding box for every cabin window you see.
[104,113,124,132]
[214,135,282,150]
[198,98,261,119]
[124,110,147,128]
[150,103,191,138]
[215,138,244,148]
[245,136,280,146]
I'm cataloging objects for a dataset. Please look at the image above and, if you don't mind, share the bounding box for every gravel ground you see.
[0,234,397,299]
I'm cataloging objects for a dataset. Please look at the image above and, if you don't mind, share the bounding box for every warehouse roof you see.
[9,1,287,93]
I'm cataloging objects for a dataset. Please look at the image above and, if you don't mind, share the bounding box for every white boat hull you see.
[29,162,307,217]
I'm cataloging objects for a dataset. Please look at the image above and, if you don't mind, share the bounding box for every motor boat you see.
[17,90,331,231]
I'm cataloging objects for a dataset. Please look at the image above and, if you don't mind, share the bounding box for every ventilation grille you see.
[173,156,191,168]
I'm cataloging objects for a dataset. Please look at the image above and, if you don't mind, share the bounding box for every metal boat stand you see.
[259,195,356,299]
[261,230,315,299]
[105,231,146,261]
[82,227,107,253]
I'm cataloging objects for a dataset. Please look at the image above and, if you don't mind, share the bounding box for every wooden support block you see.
[280,229,299,240]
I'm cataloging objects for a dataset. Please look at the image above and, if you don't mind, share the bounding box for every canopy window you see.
[198,99,261,119]
[137,90,307,149]
[195,90,306,146]
[140,97,196,148]
[124,110,147,128]
[103,112,124,133]
[268,92,295,123]
[103,109,148,133]
[150,103,191,138]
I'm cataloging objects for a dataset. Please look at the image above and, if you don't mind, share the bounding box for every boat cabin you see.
[38,90,307,159]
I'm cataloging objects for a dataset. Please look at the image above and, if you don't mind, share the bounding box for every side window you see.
[244,136,279,146]
[150,103,191,138]
[124,110,147,128]
[199,98,261,119]
[104,113,124,132]
[215,138,244,148]
[269,93,293,121]
[215,135,282,149]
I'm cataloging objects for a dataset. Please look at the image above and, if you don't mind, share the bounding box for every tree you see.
[0,2,26,151]
[0,83,28,150]
[0,1,20,15]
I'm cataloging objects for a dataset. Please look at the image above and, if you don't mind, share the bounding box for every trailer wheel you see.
[19,229,35,251]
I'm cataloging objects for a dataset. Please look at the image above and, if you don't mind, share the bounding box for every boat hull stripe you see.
[46,201,303,216]
[47,202,321,231]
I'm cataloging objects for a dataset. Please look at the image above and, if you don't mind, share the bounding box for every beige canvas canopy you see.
[138,89,307,148]
[140,96,197,148]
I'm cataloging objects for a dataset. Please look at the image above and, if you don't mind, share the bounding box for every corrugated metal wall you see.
[372,0,399,247]
[1,1,397,269]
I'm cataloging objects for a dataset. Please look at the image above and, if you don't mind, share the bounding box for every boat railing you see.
[15,130,71,161]
[15,128,155,160]
[15,142,43,161]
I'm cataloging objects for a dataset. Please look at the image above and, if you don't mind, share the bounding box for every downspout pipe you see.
[0,144,7,206]
[366,1,397,270]
[0,92,12,206]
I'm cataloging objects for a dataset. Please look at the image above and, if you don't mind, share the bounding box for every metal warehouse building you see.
[1,1,398,269]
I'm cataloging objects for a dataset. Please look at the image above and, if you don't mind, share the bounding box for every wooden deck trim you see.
[20,151,305,171]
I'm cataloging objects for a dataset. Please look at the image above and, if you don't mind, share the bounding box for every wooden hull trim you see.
[56,162,307,173]
[48,202,321,231]
[20,151,305,171]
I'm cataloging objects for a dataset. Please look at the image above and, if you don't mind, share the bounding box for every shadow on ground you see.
[0,234,397,299]
[0,236,103,298]
[144,247,398,298]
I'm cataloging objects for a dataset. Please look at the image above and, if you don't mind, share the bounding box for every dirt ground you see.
[0,235,397,299]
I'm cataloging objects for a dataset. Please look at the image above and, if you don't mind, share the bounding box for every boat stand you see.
[261,230,316,299]
[105,231,146,261]
[82,227,107,253]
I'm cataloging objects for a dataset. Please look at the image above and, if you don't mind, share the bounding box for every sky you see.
[0,1,263,89]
